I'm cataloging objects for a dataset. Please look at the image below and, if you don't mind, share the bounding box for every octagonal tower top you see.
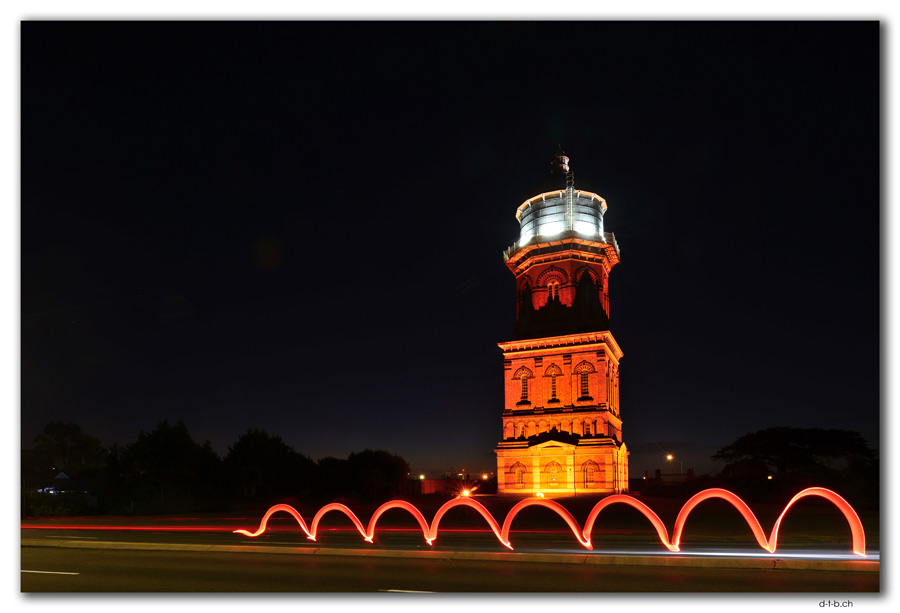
[504,150,618,262]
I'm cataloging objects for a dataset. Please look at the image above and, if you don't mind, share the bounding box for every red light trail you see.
[234,487,867,557]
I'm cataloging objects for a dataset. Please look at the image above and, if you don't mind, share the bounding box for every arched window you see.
[509,462,527,489]
[547,280,560,300]
[582,460,600,487]
[543,460,563,488]
[514,366,534,404]
[544,363,562,402]
[573,360,596,400]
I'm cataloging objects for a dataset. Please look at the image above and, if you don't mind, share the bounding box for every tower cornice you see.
[504,232,620,274]
[498,330,623,361]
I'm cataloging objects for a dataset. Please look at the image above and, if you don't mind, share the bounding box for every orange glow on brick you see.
[233,487,867,557]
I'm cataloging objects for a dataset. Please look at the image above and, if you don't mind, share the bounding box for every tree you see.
[347,449,410,501]
[713,427,875,476]
[22,422,108,490]
[314,456,351,500]
[22,422,110,516]
[312,451,411,502]
[118,420,224,513]
[712,427,878,506]
[23,422,107,475]
[224,428,315,501]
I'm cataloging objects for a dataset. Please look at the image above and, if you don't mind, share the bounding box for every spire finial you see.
[552,146,570,173]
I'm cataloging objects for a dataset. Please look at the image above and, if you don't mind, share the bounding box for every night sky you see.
[20,21,880,479]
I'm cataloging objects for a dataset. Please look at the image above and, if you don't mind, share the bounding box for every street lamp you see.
[666,454,683,474]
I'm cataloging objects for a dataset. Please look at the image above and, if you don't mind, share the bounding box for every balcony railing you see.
[503,231,619,261]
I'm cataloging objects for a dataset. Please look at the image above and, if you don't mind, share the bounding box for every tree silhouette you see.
[224,428,315,501]
[712,427,878,506]
[21,422,109,516]
[22,421,107,485]
[347,449,410,501]
[118,420,224,513]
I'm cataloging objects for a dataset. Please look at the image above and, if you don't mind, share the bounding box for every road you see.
[20,546,879,592]
[20,500,880,593]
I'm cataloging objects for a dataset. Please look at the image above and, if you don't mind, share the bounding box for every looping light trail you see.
[582,494,677,552]
[502,497,591,549]
[233,503,312,539]
[770,487,867,557]
[429,497,509,548]
[672,488,770,552]
[310,503,368,542]
[365,500,433,545]
[670,487,867,557]
[233,487,867,557]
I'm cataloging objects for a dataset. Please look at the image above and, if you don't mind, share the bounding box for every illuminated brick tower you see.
[495,149,628,496]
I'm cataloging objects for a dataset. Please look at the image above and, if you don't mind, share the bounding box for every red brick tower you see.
[495,150,627,496]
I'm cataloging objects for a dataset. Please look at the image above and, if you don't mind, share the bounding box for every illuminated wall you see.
[496,151,627,495]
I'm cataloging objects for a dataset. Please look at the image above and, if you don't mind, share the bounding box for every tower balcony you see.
[504,230,619,261]
[504,231,620,275]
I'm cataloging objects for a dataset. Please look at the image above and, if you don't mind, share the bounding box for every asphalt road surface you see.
[21,546,879,593]
[20,500,880,594]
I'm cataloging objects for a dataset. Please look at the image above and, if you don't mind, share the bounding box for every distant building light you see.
[419,474,425,480]
[767,475,773,480]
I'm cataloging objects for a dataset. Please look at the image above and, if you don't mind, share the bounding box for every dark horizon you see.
[21,21,880,480]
